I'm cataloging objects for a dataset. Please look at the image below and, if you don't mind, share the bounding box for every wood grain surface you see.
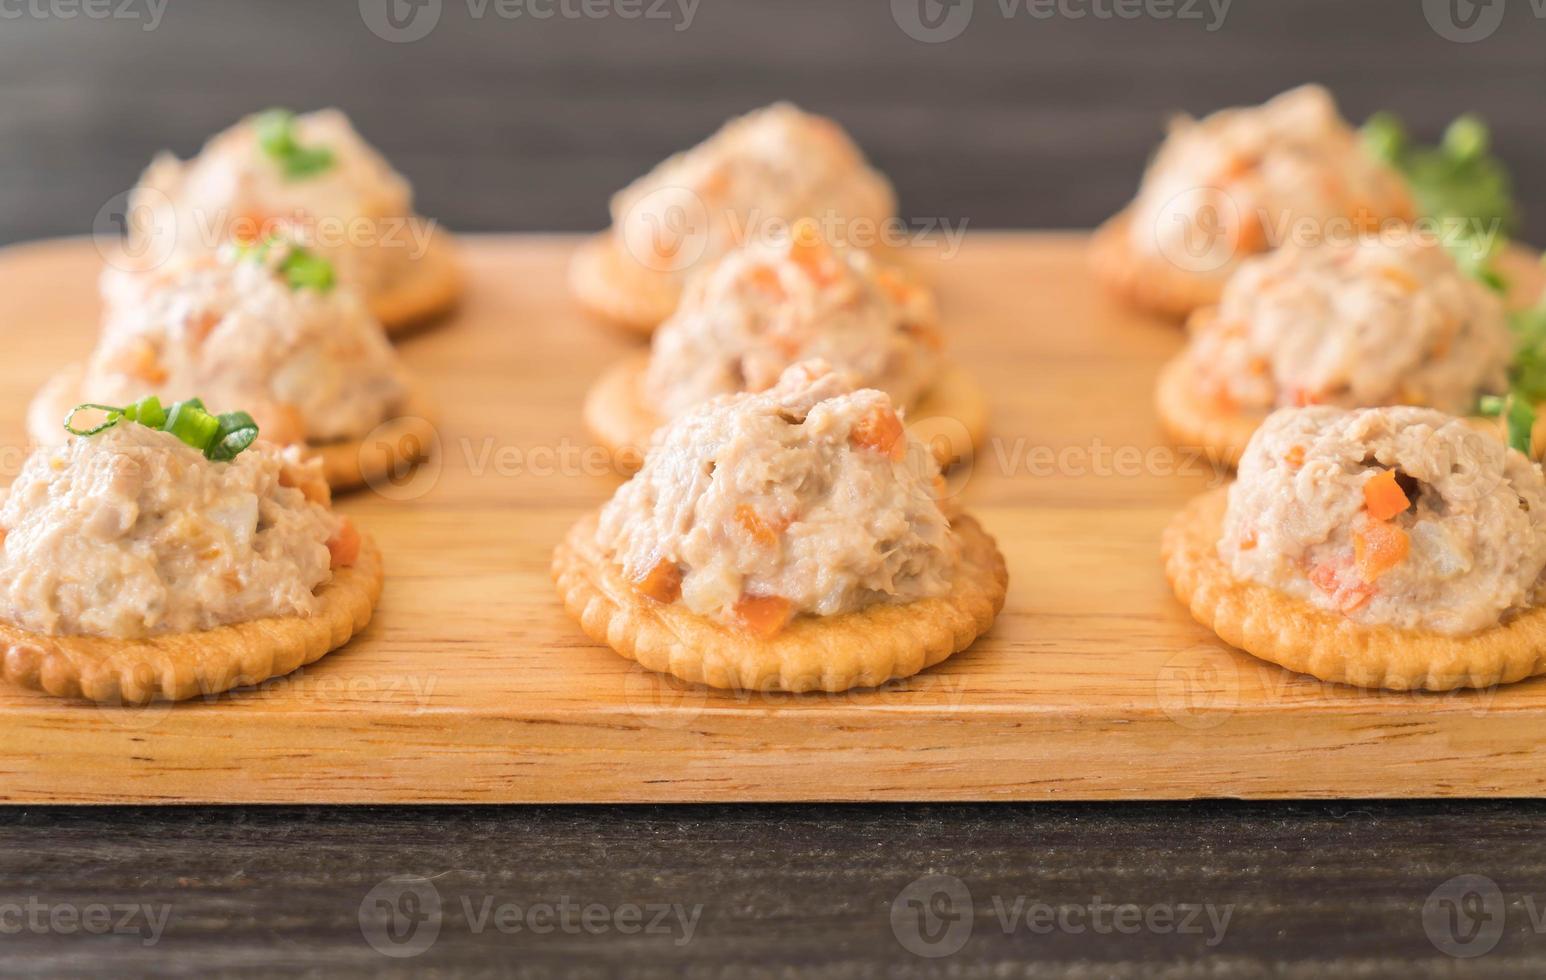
[1,233,1543,804]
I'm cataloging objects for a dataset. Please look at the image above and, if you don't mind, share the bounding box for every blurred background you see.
[0,0,1542,245]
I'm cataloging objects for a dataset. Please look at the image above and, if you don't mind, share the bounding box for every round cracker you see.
[1154,353,1263,469]
[552,510,1007,693]
[372,228,463,337]
[28,364,437,493]
[568,234,682,337]
[1162,487,1546,691]
[583,356,988,476]
[0,534,384,704]
[1089,209,1230,320]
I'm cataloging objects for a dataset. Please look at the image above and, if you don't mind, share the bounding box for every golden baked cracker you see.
[28,365,437,493]
[1089,210,1229,320]
[583,355,988,476]
[0,535,384,704]
[1154,353,1261,469]
[373,228,463,337]
[1163,487,1546,691]
[553,511,1008,692]
[568,235,683,336]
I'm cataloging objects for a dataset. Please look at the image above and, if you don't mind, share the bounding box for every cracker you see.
[28,364,437,493]
[1088,209,1229,320]
[0,534,384,704]
[1162,487,1546,691]
[1153,353,1261,469]
[583,355,988,476]
[373,228,463,337]
[568,235,683,336]
[553,510,1007,692]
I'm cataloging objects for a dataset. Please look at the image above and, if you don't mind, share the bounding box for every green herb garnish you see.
[254,108,335,180]
[1363,111,1517,289]
[236,236,336,293]
[64,396,260,461]
[1477,391,1538,456]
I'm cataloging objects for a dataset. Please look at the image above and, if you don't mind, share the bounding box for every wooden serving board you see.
[2,233,1545,803]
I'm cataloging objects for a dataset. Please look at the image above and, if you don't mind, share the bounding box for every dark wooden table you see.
[3,1,1546,975]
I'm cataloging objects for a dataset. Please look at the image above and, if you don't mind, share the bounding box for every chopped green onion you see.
[1478,394,1506,418]
[207,412,260,462]
[165,400,221,451]
[63,404,126,437]
[64,398,261,461]
[279,248,336,292]
[254,108,335,181]
[1507,397,1537,456]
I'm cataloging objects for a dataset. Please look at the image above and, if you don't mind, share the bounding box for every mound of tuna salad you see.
[0,424,358,639]
[1187,236,1510,414]
[87,238,409,445]
[597,361,958,637]
[1128,84,1413,266]
[127,108,427,298]
[644,222,941,419]
[611,102,896,278]
[1220,406,1546,635]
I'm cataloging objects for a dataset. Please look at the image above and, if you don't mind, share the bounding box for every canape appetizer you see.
[0,401,381,703]
[1163,405,1546,690]
[31,235,435,491]
[584,220,986,470]
[1156,236,1512,466]
[1092,85,1415,318]
[569,103,898,334]
[554,361,1007,692]
[121,108,460,334]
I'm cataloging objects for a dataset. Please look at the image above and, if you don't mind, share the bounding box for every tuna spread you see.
[87,238,409,445]
[128,109,422,298]
[596,361,958,636]
[1221,406,1546,634]
[1128,85,1413,265]
[610,103,896,280]
[1187,236,1510,414]
[644,222,941,420]
[0,424,353,639]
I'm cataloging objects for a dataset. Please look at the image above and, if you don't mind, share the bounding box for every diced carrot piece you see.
[735,504,786,547]
[327,518,361,569]
[1354,521,1409,582]
[1238,529,1258,551]
[117,339,168,385]
[1284,445,1306,469]
[190,309,222,341]
[1377,265,1419,291]
[1247,357,1270,377]
[1233,210,1266,254]
[734,594,793,639]
[635,558,682,603]
[1362,469,1411,521]
[789,218,834,283]
[850,406,906,462]
[231,209,273,245]
[1308,559,1377,612]
[0,527,7,548]
[280,465,331,506]
[875,268,920,305]
[1308,561,1340,593]
[1289,387,1322,408]
[1218,153,1258,182]
[1338,582,1376,612]
[745,265,785,299]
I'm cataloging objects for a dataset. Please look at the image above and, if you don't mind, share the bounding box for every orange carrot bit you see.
[327,517,362,569]
[1362,469,1411,521]
[734,503,788,547]
[1284,445,1306,469]
[745,265,785,299]
[733,593,794,639]
[1308,561,1340,594]
[118,339,168,385]
[1233,209,1267,254]
[875,267,921,305]
[1288,387,1322,408]
[789,218,833,281]
[1376,265,1419,292]
[1354,520,1409,583]
[230,209,274,245]
[635,558,682,604]
[849,406,907,461]
[1308,559,1376,612]
[1238,528,1258,551]
[280,464,332,507]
